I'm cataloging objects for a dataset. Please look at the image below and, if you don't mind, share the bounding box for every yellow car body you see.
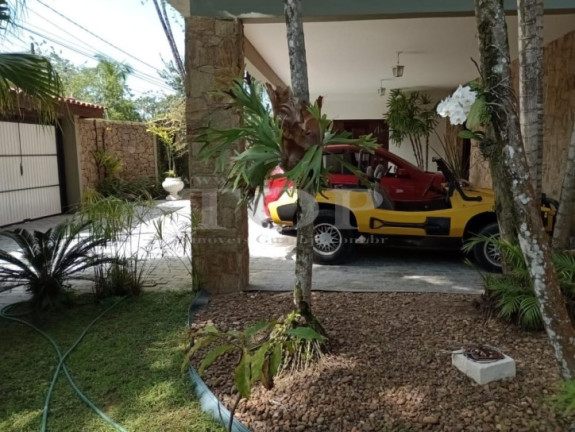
[267,178,555,271]
[264,146,556,271]
[268,185,499,239]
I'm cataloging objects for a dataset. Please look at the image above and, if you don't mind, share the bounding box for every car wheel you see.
[471,222,502,273]
[312,210,355,265]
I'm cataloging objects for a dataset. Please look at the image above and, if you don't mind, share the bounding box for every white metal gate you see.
[0,121,61,226]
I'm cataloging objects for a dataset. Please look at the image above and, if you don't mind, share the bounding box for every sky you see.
[1,0,185,96]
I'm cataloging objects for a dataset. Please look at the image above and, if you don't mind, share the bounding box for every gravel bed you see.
[190,291,573,431]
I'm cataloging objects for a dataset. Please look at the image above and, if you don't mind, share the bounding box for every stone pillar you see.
[185,17,249,293]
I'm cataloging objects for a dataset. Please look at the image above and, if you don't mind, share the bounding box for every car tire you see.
[312,210,356,265]
[471,222,503,273]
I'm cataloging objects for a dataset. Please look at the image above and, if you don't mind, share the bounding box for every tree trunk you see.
[518,0,544,207]
[488,134,518,247]
[552,121,575,250]
[294,190,317,321]
[283,0,315,317]
[475,0,575,379]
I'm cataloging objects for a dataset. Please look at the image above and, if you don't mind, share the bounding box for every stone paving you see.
[0,197,483,308]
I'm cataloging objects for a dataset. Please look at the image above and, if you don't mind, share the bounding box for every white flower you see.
[436,97,456,118]
[436,85,478,125]
[449,107,467,125]
[453,85,477,108]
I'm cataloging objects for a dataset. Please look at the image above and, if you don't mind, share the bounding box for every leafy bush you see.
[187,316,325,432]
[467,236,575,330]
[0,221,114,310]
[93,148,123,178]
[95,176,163,201]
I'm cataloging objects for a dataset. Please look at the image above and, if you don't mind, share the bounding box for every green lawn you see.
[0,291,224,432]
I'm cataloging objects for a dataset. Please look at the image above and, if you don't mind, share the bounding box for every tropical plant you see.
[0,220,114,310]
[93,258,144,299]
[0,1,63,122]
[147,99,186,178]
[196,75,378,332]
[80,191,142,241]
[186,318,325,432]
[151,208,199,287]
[464,235,575,330]
[93,148,123,179]
[94,177,162,201]
[79,191,160,301]
[385,89,438,170]
[435,129,469,181]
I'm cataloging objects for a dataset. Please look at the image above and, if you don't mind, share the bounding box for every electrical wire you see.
[37,0,163,73]
[15,23,173,92]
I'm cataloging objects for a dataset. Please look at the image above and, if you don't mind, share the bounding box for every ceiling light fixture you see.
[378,80,386,97]
[393,51,404,78]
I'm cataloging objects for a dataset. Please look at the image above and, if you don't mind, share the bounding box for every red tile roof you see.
[60,97,106,110]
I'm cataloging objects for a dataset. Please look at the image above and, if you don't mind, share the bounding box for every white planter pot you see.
[162,177,184,201]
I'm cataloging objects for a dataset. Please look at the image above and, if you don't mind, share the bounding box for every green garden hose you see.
[1,297,129,432]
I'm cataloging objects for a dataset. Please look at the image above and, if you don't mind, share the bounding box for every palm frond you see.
[0,220,112,310]
[0,52,63,122]
[518,296,543,330]
[198,76,379,208]
[554,252,575,294]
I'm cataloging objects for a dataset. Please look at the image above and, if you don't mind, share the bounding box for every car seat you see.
[371,183,394,210]
[373,164,385,179]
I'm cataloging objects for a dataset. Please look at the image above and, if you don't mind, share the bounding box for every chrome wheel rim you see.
[314,223,343,257]
[483,239,502,268]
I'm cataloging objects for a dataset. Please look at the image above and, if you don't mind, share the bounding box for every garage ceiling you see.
[244,14,575,102]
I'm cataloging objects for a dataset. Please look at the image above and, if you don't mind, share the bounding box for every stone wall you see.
[469,30,575,198]
[77,119,157,190]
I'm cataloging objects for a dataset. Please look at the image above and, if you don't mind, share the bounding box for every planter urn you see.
[162,176,184,201]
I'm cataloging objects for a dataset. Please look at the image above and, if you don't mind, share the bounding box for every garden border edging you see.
[187,290,252,432]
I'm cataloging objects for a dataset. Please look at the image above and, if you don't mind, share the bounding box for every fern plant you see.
[0,221,115,310]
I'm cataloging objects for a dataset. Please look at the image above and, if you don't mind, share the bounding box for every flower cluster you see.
[436,85,478,126]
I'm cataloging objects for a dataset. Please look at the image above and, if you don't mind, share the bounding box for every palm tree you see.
[198,75,377,332]
[0,0,63,122]
[198,0,377,334]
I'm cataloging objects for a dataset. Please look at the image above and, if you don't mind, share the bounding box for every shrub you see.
[93,258,144,300]
[467,236,575,330]
[95,176,163,201]
[0,221,114,310]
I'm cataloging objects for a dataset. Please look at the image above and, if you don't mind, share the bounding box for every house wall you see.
[77,119,157,191]
[469,30,575,198]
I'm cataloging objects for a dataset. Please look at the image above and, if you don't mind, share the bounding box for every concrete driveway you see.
[0,197,484,307]
[248,209,483,295]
